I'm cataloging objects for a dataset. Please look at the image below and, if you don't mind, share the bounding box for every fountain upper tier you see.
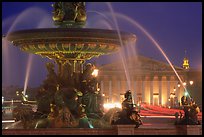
[7,28,136,61]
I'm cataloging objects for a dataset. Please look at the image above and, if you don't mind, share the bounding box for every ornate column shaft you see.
[175,81,179,99]
[57,61,62,77]
[142,80,145,104]
[133,80,137,104]
[56,60,64,78]
[100,80,104,95]
[118,81,121,101]
[73,60,77,72]
[109,80,112,103]
[150,80,153,105]
[167,76,171,100]
[158,77,162,105]
[80,60,85,73]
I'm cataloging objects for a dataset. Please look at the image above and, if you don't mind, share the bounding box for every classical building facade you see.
[98,55,190,107]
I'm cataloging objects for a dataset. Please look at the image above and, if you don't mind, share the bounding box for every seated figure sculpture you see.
[43,62,58,93]
[176,95,201,125]
[112,90,142,128]
[40,63,58,112]
[79,63,103,119]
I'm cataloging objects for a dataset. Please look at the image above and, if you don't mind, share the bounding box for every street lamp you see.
[181,80,194,101]
[177,82,181,88]
[16,91,19,96]
[173,87,176,92]
[189,81,193,85]
[2,96,4,105]
[184,91,188,97]
[183,82,187,86]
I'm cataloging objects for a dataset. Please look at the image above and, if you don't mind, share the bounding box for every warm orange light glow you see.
[170,93,175,98]
[183,82,186,86]
[103,102,122,110]
[92,69,99,77]
[189,81,193,85]
[162,98,165,106]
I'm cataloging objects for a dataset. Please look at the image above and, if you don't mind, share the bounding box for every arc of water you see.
[23,16,53,96]
[86,11,113,30]
[3,7,51,89]
[87,10,115,27]
[92,3,190,100]
[4,7,48,36]
[106,2,134,104]
[23,54,33,95]
[112,12,190,98]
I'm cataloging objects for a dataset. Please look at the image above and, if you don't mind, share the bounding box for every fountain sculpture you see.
[6,2,139,128]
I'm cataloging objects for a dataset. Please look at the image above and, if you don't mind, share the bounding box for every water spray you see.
[23,54,33,95]
[113,12,191,99]
[106,2,133,101]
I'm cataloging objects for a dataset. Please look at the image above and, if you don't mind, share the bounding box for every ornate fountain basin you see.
[7,28,136,61]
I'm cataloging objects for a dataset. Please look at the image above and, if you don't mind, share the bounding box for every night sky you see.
[2,2,202,88]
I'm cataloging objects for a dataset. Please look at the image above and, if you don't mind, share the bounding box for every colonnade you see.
[99,75,184,106]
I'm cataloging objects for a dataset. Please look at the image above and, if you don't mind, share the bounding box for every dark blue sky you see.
[2,2,202,87]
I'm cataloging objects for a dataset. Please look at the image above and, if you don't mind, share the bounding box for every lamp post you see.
[168,97,171,108]
[2,96,4,105]
[189,80,193,86]
[183,81,193,96]
[181,80,194,105]
[177,82,181,88]
[169,87,176,108]
[177,82,182,106]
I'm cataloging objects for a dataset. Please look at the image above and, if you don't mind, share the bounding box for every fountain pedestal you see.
[114,125,136,135]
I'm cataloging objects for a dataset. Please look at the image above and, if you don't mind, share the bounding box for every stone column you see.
[73,60,77,72]
[109,80,112,103]
[142,80,145,104]
[56,60,62,77]
[150,79,153,105]
[133,80,137,104]
[167,76,171,100]
[118,81,121,101]
[158,76,162,105]
[80,60,85,73]
[175,81,179,98]
[100,80,104,95]
[177,83,181,104]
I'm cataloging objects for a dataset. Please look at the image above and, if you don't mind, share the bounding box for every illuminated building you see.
[98,55,201,107]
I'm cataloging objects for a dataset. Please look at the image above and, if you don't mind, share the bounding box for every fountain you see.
[3,2,201,135]
[6,2,138,129]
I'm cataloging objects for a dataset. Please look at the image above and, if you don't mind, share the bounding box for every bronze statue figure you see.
[52,2,86,28]
[111,90,142,128]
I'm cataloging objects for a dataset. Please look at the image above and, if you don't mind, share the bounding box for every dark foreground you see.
[2,124,202,135]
